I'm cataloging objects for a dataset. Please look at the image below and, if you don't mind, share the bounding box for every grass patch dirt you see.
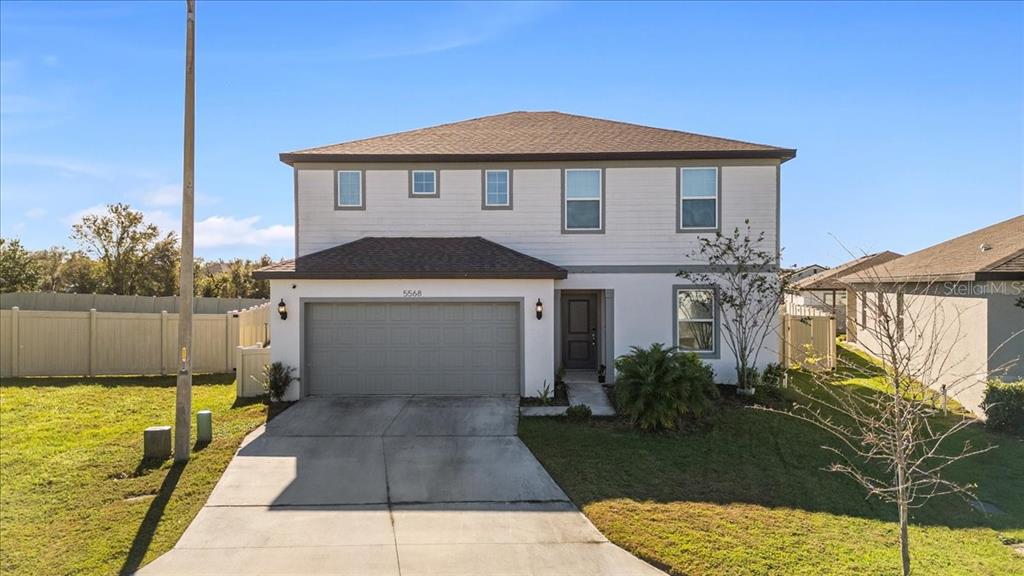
[519,347,1024,576]
[0,373,268,576]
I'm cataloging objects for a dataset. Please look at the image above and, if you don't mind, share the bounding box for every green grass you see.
[0,374,268,576]
[519,348,1024,576]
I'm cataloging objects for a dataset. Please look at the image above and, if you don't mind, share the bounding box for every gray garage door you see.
[304,301,521,395]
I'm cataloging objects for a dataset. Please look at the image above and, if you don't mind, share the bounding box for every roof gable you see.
[253,237,567,280]
[281,111,796,164]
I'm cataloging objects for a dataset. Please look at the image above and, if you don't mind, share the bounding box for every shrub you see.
[983,379,1024,434]
[256,362,296,402]
[537,380,553,406]
[761,362,786,388]
[566,404,592,422]
[614,343,719,431]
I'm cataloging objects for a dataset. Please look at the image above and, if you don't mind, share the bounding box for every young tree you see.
[763,264,1015,576]
[70,203,179,296]
[679,220,785,391]
[0,238,41,292]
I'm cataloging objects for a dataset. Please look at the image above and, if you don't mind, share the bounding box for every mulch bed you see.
[520,381,569,407]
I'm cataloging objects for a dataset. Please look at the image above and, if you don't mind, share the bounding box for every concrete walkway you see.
[137,396,663,576]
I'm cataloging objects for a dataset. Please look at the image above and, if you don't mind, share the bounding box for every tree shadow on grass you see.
[118,460,187,576]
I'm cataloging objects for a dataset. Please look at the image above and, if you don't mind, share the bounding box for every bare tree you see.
[762,259,1021,576]
[680,220,785,392]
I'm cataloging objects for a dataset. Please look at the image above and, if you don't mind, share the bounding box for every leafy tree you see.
[0,238,40,292]
[195,256,273,299]
[679,220,786,392]
[70,203,179,296]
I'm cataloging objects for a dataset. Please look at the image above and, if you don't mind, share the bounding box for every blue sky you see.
[1,1,1021,265]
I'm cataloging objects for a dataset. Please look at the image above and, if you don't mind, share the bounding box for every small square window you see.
[484,170,510,208]
[411,170,437,196]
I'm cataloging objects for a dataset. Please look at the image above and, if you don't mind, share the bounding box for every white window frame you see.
[411,170,437,196]
[675,287,717,355]
[679,167,719,231]
[564,168,603,232]
[484,170,511,207]
[336,170,363,209]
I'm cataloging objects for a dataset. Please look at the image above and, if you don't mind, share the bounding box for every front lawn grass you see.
[519,348,1024,576]
[0,374,268,576]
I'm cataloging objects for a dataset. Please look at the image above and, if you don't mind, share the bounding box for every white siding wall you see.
[295,162,779,266]
[558,272,779,384]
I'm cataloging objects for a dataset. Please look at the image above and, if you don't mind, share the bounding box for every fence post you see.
[10,307,19,377]
[88,308,97,376]
[160,310,168,375]
[224,312,232,372]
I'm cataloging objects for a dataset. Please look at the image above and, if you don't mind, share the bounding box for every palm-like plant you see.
[615,344,717,431]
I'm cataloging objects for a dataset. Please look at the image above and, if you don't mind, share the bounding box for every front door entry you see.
[562,293,598,369]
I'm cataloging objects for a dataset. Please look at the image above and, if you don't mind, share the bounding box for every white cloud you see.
[63,205,292,251]
[196,216,293,248]
[25,207,46,219]
[140,183,220,207]
[2,153,108,178]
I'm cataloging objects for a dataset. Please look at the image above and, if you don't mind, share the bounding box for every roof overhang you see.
[279,149,798,166]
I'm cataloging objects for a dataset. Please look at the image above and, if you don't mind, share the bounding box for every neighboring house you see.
[789,251,902,332]
[846,215,1024,415]
[783,263,828,284]
[253,111,796,399]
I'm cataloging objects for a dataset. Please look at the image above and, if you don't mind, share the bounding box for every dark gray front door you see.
[562,293,597,369]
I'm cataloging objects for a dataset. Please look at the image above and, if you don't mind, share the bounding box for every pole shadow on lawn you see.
[119,460,187,576]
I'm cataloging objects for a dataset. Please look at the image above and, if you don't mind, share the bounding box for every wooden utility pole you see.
[174,0,196,462]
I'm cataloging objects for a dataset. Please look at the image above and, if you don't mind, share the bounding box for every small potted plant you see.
[597,364,607,384]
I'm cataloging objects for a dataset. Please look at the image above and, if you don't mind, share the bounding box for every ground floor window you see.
[676,288,715,353]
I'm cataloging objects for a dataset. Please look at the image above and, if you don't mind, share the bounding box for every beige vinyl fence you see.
[1,304,272,379]
[780,309,837,372]
[236,345,271,398]
[0,292,266,314]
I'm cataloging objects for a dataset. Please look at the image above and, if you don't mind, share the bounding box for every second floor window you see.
[680,167,718,230]
[411,170,437,196]
[484,170,510,207]
[336,170,363,209]
[564,169,602,231]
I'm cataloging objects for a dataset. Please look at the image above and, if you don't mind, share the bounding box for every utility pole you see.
[175,0,196,462]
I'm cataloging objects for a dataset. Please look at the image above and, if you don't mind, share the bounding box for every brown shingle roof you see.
[252,237,567,280]
[280,111,796,164]
[849,215,1024,283]
[793,251,903,290]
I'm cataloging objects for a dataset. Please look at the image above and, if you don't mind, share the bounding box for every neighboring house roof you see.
[253,237,568,280]
[280,111,797,164]
[793,251,903,290]
[781,264,828,281]
[849,215,1024,283]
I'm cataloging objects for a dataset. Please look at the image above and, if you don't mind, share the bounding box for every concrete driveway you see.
[138,396,664,576]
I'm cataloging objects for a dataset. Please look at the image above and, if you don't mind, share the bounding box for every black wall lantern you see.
[277,299,288,320]
[535,299,544,320]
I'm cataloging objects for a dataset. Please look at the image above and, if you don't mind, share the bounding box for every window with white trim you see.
[336,171,363,208]
[485,170,510,207]
[564,169,602,231]
[680,167,718,229]
[411,170,437,196]
[676,288,715,353]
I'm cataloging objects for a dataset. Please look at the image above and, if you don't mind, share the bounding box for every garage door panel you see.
[305,301,520,395]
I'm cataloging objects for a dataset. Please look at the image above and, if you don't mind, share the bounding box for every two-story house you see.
[253,112,796,399]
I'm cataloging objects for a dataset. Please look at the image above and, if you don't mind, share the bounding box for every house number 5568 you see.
[402,290,422,298]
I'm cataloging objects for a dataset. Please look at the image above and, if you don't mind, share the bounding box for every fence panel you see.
[236,345,271,398]
[236,303,270,347]
[781,314,836,372]
[0,307,242,378]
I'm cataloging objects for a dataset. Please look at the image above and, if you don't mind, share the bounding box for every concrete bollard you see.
[144,426,172,460]
[197,410,212,444]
